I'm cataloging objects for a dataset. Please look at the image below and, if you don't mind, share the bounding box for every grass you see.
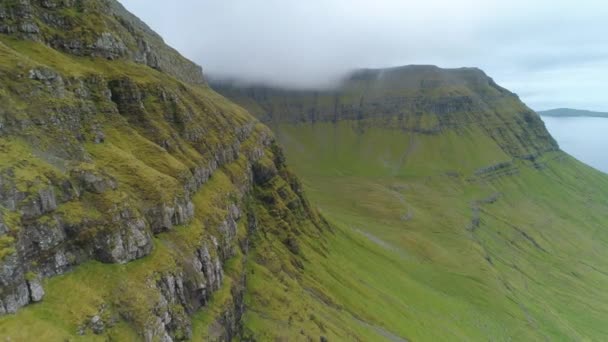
[1,12,607,341]
[241,119,608,340]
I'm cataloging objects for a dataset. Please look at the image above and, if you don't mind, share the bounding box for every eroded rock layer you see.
[0,1,327,340]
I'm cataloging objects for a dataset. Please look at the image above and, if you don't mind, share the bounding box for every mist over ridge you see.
[120,0,608,111]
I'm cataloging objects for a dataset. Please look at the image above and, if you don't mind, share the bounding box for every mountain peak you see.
[347,64,486,80]
[0,0,205,84]
[343,65,510,94]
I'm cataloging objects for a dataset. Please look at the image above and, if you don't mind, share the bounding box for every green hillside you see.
[1,1,608,340]
[214,67,608,340]
[0,1,353,340]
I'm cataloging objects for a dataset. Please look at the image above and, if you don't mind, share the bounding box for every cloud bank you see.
[120,0,608,111]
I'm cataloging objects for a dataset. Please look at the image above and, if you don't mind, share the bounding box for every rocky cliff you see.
[0,1,327,340]
[213,65,558,159]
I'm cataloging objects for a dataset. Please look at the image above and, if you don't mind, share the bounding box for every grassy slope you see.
[244,120,608,341]
[0,34,413,341]
[1,29,607,341]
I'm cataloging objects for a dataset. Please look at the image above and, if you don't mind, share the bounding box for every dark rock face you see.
[93,208,152,264]
[0,255,30,315]
[148,204,245,341]
[70,169,117,194]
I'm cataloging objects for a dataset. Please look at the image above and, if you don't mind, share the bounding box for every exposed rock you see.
[0,281,30,315]
[93,130,105,144]
[71,169,117,194]
[147,199,195,234]
[94,209,152,264]
[90,315,105,334]
[27,279,44,302]
[475,161,513,176]
[21,216,66,253]
[38,187,57,213]
[93,32,127,60]
[39,0,60,9]
[19,187,57,220]
[0,215,8,235]
[29,67,62,83]
[0,0,205,84]
[252,158,278,184]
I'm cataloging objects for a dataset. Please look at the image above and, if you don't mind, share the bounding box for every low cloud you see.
[120,0,608,110]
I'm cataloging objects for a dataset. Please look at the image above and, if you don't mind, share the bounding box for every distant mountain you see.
[213,66,608,341]
[539,108,608,118]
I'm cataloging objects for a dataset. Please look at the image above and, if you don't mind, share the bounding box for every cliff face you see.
[213,65,557,159]
[0,1,326,340]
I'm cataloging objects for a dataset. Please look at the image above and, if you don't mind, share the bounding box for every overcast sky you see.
[120,0,608,111]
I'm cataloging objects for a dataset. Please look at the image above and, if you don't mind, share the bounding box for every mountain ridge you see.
[212,64,557,160]
[213,65,608,340]
[538,107,608,118]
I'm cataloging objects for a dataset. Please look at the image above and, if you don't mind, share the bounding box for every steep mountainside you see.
[539,108,608,118]
[0,1,341,341]
[214,67,608,340]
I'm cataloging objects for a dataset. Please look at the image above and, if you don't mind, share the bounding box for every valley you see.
[0,1,607,341]
[215,68,608,340]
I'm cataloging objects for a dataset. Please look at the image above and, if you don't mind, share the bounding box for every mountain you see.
[2,1,608,340]
[213,66,608,340]
[0,1,336,340]
[214,65,558,158]
[539,108,608,118]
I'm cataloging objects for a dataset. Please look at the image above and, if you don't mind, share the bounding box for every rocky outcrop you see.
[93,208,153,264]
[472,161,519,181]
[0,255,30,315]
